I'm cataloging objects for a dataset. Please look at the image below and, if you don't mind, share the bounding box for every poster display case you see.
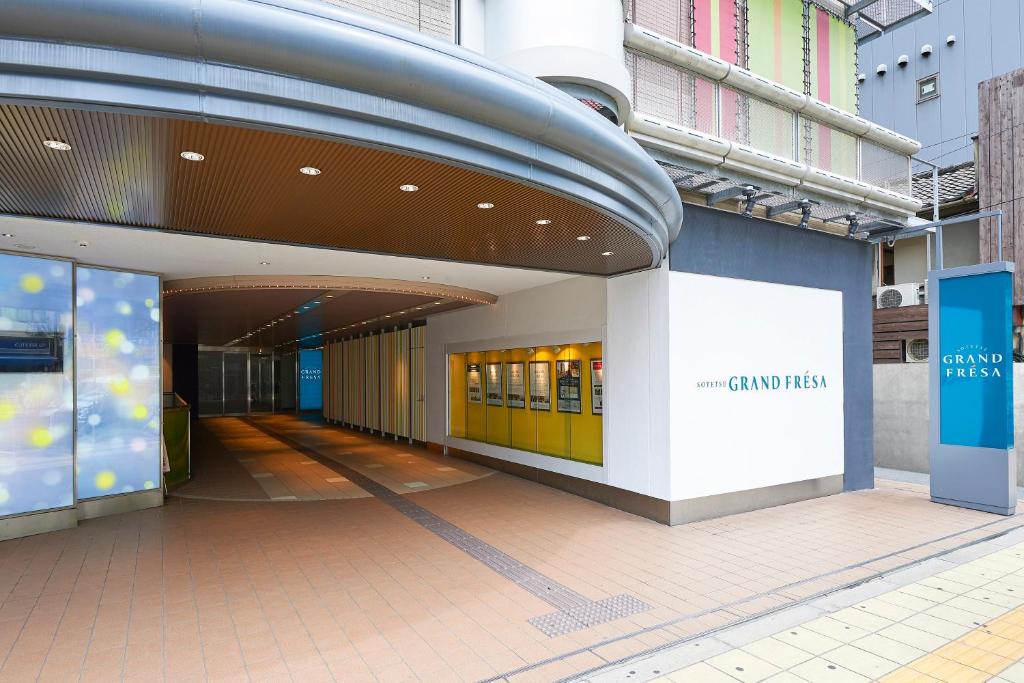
[485,362,503,406]
[590,359,603,415]
[555,359,582,414]
[466,363,482,404]
[529,361,551,411]
[506,362,525,408]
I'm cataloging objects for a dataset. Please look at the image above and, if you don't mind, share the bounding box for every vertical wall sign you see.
[506,362,525,408]
[590,359,604,415]
[299,348,323,411]
[556,359,582,413]
[929,262,1016,515]
[485,362,503,406]
[466,363,482,404]
[529,361,551,411]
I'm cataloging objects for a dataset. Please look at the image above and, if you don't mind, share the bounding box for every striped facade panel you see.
[411,326,426,442]
[364,334,381,432]
[322,342,333,420]
[380,329,411,438]
[343,338,364,427]
[808,7,857,114]
[332,342,344,422]
[747,0,805,95]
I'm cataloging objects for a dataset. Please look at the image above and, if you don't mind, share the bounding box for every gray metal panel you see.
[0,0,683,267]
[927,261,1016,515]
[669,205,875,491]
[991,0,1022,79]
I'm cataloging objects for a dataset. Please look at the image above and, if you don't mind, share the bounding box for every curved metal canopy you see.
[0,0,683,275]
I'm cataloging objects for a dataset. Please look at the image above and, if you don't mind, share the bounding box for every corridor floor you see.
[1,415,1023,682]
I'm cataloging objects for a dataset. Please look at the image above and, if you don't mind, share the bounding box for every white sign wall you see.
[669,273,845,501]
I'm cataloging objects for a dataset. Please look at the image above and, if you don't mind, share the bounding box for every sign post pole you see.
[928,261,1016,515]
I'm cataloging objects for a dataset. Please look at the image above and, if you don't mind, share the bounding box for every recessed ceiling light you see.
[299,166,321,176]
[77,241,89,248]
[536,219,551,225]
[421,275,431,281]
[433,301,442,305]
[577,235,591,241]
[384,314,391,318]
[180,151,205,161]
[400,184,419,192]
[326,294,334,298]
[602,251,614,256]
[1,233,13,238]
[313,301,321,304]
[477,202,494,209]
[303,306,310,310]
[259,260,270,265]
[43,140,71,151]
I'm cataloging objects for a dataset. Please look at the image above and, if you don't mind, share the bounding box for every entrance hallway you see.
[1,417,1023,682]
[175,418,495,502]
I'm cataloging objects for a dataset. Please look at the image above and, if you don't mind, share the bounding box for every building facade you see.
[0,0,921,541]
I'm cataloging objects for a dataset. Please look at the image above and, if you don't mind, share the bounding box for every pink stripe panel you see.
[719,0,737,64]
[694,0,712,54]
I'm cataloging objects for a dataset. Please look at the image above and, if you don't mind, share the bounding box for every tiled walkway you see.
[1,416,1023,682]
[593,528,1024,683]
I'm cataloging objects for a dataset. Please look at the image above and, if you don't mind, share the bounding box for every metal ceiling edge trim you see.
[162,275,498,305]
[0,0,683,261]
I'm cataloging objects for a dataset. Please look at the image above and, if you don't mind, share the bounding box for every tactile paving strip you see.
[242,419,651,636]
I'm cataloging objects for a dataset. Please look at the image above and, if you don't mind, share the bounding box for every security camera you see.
[897,54,909,67]
[857,73,866,83]
[946,34,956,45]
[877,63,888,75]
[921,43,933,57]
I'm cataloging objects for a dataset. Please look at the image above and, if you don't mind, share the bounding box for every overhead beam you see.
[845,0,877,18]
[706,185,752,206]
[766,200,804,218]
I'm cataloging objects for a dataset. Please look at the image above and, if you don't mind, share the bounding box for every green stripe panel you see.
[830,15,856,113]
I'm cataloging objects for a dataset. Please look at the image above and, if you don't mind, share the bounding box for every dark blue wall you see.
[669,205,875,491]
[858,0,1024,168]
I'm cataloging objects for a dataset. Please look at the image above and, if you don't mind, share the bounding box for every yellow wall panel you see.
[465,351,486,442]
[448,353,466,438]
[484,351,510,446]
[570,342,603,465]
[534,346,571,458]
[507,348,536,452]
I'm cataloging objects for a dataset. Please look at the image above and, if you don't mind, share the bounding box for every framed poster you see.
[506,362,526,408]
[590,358,603,415]
[529,361,551,411]
[485,362,503,406]
[556,359,582,413]
[466,363,482,404]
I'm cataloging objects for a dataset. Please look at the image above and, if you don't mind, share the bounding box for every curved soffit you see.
[0,0,684,274]
[163,275,498,305]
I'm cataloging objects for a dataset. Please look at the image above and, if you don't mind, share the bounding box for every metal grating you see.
[626,0,694,46]
[861,139,912,196]
[627,49,717,135]
[316,0,455,41]
[0,104,653,276]
[801,120,858,179]
[719,85,796,160]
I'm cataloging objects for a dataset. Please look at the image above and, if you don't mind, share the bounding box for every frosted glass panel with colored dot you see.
[0,253,75,517]
[75,267,161,499]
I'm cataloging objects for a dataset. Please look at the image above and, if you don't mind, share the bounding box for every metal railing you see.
[626,47,913,198]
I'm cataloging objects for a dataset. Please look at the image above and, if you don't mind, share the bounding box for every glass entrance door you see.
[251,354,274,413]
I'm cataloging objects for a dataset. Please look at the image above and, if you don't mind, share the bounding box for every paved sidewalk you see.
[2,416,1024,681]
[577,527,1024,683]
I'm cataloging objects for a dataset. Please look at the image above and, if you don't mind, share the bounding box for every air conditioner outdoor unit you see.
[877,283,923,309]
[905,338,929,362]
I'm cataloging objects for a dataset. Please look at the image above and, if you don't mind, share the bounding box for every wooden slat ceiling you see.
[0,104,652,275]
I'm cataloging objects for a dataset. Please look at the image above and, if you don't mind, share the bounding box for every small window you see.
[917,74,939,102]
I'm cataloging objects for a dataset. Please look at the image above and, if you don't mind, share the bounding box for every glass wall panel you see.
[276,351,296,411]
[0,254,74,516]
[198,351,224,416]
[223,353,248,414]
[75,267,161,499]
